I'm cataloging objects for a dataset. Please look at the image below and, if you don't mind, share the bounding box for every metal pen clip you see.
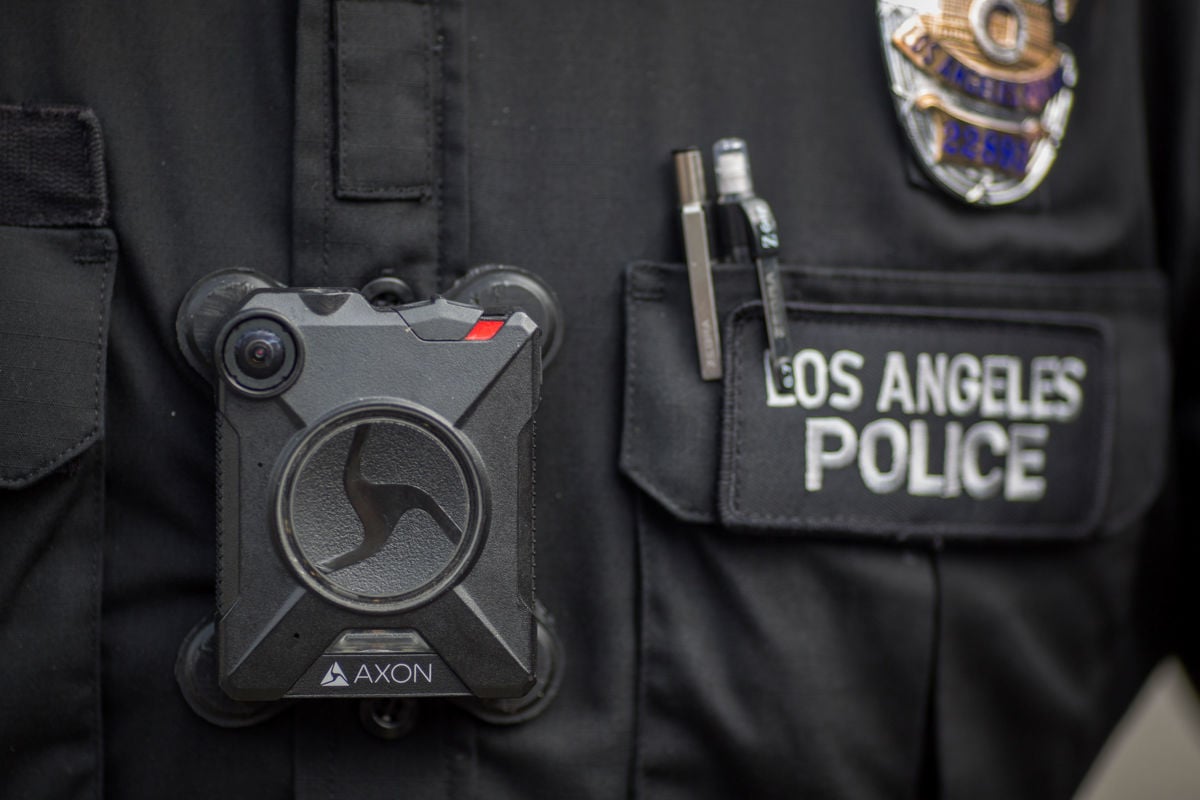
[673,148,723,381]
[713,138,795,394]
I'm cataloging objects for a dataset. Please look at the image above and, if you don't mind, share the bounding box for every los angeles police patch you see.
[719,300,1113,541]
[878,0,1078,205]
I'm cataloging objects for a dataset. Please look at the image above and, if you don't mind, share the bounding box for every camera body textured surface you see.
[214,289,541,701]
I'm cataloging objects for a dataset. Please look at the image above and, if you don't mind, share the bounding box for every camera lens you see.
[221,316,301,396]
[235,330,286,379]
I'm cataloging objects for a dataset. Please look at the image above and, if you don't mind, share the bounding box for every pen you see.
[673,148,723,381]
[713,138,795,394]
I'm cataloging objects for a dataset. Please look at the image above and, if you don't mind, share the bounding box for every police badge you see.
[878,0,1078,205]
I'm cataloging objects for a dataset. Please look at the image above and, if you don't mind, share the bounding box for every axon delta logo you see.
[320,660,435,688]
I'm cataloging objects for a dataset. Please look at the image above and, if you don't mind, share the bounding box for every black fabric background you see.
[0,1,1193,798]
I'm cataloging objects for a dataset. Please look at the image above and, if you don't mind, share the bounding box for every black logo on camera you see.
[319,424,464,573]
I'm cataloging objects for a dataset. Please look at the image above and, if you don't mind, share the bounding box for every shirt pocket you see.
[620,260,1168,797]
[0,103,116,800]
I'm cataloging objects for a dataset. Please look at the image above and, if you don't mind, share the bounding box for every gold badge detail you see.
[879,0,1078,205]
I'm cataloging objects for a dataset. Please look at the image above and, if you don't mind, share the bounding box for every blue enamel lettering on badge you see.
[877,0,1079,205]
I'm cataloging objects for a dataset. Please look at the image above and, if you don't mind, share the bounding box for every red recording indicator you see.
[464,318,504,341]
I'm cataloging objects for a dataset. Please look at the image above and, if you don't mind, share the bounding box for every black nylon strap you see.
[292,0,451,295]
[336,0,437,200]
[0,105,108,228]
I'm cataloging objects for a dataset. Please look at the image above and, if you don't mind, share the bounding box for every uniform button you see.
[359,697,420,740]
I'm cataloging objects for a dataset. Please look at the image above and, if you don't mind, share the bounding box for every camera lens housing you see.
[220,315,302,395]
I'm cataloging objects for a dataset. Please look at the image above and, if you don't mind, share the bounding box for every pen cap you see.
[713,138,754,199]
[672,148,707,206]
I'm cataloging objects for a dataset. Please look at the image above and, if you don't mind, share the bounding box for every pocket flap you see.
[621,262,1169,542]
[0,227,116,489]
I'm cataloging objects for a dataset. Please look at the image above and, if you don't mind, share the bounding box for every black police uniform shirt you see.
[0,2,1197,798]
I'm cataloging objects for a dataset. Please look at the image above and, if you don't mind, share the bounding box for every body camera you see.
[212,289,540,701]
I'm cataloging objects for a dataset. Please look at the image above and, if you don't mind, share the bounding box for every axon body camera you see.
[193,280,541,702]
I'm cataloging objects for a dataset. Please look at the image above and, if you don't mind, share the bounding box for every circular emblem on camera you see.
[276,403,488,613]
